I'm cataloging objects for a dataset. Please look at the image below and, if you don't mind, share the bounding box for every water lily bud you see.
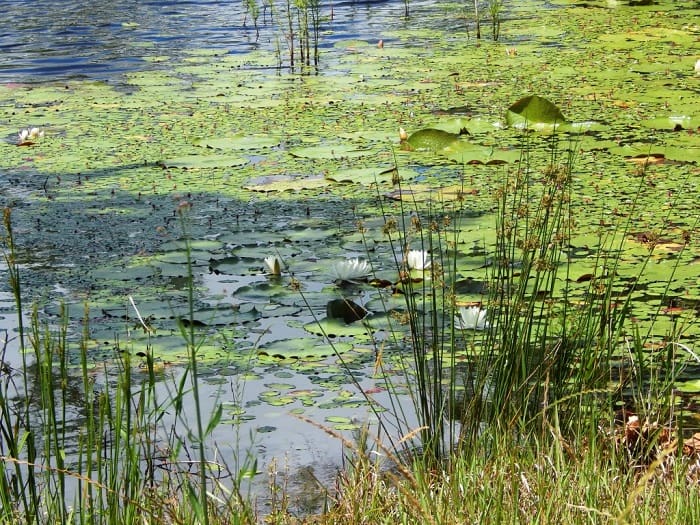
[399,127,408,141]
[264,255,282,276]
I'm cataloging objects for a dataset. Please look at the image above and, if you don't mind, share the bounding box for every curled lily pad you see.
[404,128,462,151]
[326,299,368,323]
[505,95,569,131]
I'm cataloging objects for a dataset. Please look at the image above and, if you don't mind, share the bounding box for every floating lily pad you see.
[257,338,352,360]
[385,184,479,203]
[405,128,461,151]
[159,154,248,169]
[444,142,520,164]
[304,317,365,338]
[289,144,371,159]
[244,174,330,192]
[195,134,280,150]
[326,167,398,185]
[505,95,569,131]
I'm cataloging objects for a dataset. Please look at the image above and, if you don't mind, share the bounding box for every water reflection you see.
[0,0,403,81]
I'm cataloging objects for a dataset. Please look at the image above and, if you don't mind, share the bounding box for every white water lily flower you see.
[456,306,489,331]
[332,257,371,281]
[264,255,282,276]
[18,127,44,143]
[405,249,431,271]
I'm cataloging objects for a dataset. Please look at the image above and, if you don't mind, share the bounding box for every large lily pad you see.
[505,95,569,131]
[289,143,371,159]
[243,174,331,192]
[257,338,352,360]
[405,128,462,151]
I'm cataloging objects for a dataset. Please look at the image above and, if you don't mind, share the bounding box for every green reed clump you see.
[368,135,694,469]
[312,140,698,523]
[316,423,700,524]
[488,0,503,41]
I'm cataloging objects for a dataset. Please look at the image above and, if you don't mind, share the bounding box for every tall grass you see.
[309,140,699,522]
[353,136,695,470]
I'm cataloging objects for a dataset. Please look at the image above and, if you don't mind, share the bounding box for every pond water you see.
[0,0,439,513]
[1,0,699,517]
[0,0,403,81]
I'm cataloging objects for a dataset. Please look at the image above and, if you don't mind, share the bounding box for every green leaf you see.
[406,128,461,151]
[195,134,280,150]
[204,403,223,437]
[505,95,568,130]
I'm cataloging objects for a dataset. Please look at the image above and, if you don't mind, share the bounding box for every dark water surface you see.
[0,0,403,81]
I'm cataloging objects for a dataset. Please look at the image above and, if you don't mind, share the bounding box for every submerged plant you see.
[243,0,261,39]
[487,0,503,41]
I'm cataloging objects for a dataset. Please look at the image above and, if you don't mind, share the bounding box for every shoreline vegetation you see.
[2,143,699,522]
[1,0,699,523]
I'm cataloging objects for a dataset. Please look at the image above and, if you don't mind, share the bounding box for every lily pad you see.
[405,128,462,151]
[244,174,331,192]
[444,142,520,164]
[289,143,371,159]
[505,95,569,131]
[326,166,400,185]
[195,134,280,150]
[257,338,352,360]
[160,154,248,169]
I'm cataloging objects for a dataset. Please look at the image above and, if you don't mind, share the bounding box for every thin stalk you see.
[178,206,210,525]
[1,208,38,522]
[77,305,95,524]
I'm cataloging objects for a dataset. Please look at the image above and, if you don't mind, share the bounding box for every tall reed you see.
[363,135,691,470]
